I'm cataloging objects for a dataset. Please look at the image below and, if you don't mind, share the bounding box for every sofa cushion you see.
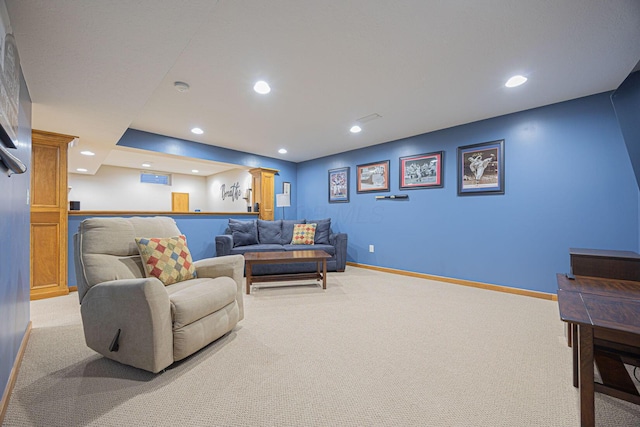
[291,223,316,245]
[230,244,284,255]
[307,218,331,244]
[135,235,197,286]
[281,219,306,245]
[228,219,258,247]
[167,277,237,329]
[257,219,282,244]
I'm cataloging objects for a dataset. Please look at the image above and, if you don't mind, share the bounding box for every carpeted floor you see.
[3,267,640,426]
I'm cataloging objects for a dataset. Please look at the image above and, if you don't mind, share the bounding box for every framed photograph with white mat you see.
[356,160,389,193]
[328,166,349,203]
[457,139,505,195]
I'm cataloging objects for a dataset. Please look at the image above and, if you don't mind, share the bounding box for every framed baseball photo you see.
[328,167,349,203]
[457,139,504,195]
[356,160,389,193]
[399,151,443,190]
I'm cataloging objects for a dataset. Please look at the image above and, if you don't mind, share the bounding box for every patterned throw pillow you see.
[135,235,196,286]
[291,223,316,245]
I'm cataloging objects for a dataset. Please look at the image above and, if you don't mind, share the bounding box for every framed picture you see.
[0,31,21,149]
[283,182,291,195]
[457,139,505,195]
[399,151,443,190]
[356,160,390,193]
[328,167,349,203]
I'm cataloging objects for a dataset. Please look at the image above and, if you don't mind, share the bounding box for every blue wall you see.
[612,71,640,191]
[117,129,299,219]
[296,92,639,294]
[611,70,640,249]
[0,73,32,400]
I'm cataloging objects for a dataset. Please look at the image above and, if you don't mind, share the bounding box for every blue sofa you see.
[215,218,347,275]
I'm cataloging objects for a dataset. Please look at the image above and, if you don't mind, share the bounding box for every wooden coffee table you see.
[243,250,332,294]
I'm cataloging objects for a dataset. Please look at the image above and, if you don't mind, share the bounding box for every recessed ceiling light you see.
[76,168,88,172]
[142,163,152,168]
[80,150,95,156]
[191,127,204,135]
[505,75,527,88]
[192,169,199,173]
[278,148,287,154]
[174,81,190,92]
[350,125,362,133]
[253,80,271,94]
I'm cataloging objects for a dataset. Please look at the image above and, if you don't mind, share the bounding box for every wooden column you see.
[30,130,76,300]
[248,167,278,221]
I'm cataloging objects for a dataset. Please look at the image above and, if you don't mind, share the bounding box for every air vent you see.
[356,113,382,123]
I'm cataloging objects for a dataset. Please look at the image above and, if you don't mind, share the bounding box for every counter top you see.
[68,210,259,216]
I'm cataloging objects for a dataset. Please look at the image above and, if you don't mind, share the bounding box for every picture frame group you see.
[327,139,505,201]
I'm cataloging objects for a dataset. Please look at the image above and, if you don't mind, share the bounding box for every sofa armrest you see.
[330,233,348,272]
[194,254,245,320]
[215,234,233,257]
[80,277,173,373]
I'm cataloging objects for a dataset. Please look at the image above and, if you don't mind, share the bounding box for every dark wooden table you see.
[243,250,332,294]
[557,273,640,426]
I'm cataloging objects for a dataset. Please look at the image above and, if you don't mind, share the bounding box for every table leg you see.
[572,323,579,388]
[246,261,252,295]
[322,258,327,289]
[579,325,595,427]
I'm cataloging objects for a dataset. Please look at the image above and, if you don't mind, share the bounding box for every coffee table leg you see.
[246,261,252,295]
[322,258,327,289]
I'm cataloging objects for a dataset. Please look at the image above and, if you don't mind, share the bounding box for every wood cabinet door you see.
[172,192,190,212]
[30,130,75,300]
[249,167,278,221]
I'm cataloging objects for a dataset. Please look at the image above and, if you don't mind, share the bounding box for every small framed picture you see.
[399,151,443,190]
[283,182,291,195]
[457,139,505,195]
[356,160,390,193]
[328,167,349,203]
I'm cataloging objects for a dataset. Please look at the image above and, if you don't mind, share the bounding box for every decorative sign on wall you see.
[220,181,242,202]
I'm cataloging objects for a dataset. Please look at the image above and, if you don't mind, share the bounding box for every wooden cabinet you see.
[249,167,278,221]
[30,130,76,300]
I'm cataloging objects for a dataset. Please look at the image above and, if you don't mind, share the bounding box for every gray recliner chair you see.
[74,216,244,373]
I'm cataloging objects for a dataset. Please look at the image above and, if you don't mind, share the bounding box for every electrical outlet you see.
[369,245,374,253]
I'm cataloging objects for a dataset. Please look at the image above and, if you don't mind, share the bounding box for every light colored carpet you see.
[3,267,640,426]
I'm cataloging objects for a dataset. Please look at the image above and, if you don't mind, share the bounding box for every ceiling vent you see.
[356,113,382,123]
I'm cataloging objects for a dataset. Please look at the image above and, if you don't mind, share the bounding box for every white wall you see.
[68,165,209,211]
[205,168,252,212]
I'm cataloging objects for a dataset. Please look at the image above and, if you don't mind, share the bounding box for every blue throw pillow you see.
[307,218,331,244]
[228,219,258,247]
[257,220,282,244]
[281,219,306,244]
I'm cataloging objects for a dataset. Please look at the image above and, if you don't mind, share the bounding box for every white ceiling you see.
[5,1,640,176]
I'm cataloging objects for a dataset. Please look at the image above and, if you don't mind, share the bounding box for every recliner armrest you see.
[194,254,245,320]
[80,277,174,373]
